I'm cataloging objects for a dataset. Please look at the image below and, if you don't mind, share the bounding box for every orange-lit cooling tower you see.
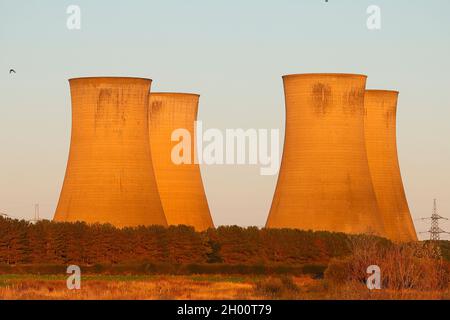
[149,93,214,231]
[266,74,385,236]
[364,90,417,241]
[54,77,167,227]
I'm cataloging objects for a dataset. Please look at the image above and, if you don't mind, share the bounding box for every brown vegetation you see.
[0,217,350,266]
[0,275,255,300]
[324,236,450,298]
[1,217,449,300]
[0,273,448,300]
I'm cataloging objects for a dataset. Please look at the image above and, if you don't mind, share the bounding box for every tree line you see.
[0,217,359,266]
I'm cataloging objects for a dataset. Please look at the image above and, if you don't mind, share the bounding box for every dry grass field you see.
[1,219,449,300]
[0,274,449,300]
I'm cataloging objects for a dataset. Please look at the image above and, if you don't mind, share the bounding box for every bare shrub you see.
[254,275,299,299]
[382,242,448,291]
[325,236,450,292]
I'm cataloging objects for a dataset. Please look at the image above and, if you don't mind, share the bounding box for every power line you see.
[30,203,41,224]
[0,205,43,222]
[0,210,11,218]
[419,199,449,241]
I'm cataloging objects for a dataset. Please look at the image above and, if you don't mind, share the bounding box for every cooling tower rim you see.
[282,73,367,79]
[69,76,152,83]
[366,89,399,94]
[150,92,200,97]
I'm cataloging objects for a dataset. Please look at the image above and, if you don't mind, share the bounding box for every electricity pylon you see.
[419,199,449,241]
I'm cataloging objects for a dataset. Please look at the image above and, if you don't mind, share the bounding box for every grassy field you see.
[0,230,448,300]
[0,274,449,300]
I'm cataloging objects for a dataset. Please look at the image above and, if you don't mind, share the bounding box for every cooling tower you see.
[266,73,385,236]
[54,77,167,227]
[148,93,214,231]
[364,90,417,241]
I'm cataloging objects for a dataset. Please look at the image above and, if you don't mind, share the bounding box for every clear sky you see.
[1,0,449,239]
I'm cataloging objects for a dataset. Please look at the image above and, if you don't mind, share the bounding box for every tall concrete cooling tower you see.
[54,77,167,228]
[266,73,385,236]
[148,93,214,231]
[364,90,417,241]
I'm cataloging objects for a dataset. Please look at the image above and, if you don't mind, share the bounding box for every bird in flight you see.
[9,69,16,74]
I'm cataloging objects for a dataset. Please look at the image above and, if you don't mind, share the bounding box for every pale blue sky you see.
[1,0,449,239]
